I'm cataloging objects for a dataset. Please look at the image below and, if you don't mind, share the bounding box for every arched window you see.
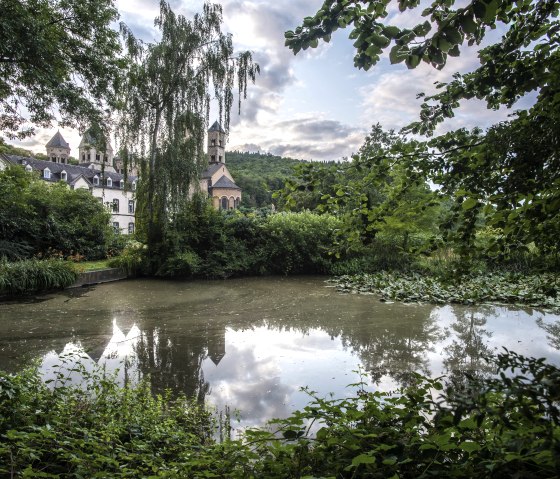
[221,197,228,210]
[43,168,51,179]
[60,171,67,181]
[234,197,240,208]
[96,154,100,162]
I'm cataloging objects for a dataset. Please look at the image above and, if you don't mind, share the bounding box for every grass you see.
[76,259,112,272]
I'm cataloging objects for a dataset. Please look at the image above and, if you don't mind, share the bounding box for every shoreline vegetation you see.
[1,351,558,478]
[331,271,560,314]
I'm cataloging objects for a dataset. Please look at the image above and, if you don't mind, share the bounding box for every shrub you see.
[108,240,148,276]
[0,259,78,295]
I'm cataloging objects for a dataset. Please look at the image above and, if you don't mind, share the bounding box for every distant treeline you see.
[225,151,337,208]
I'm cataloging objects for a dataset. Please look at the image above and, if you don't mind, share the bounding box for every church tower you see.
[78,127,115,172]
[45,131,70,164]
[207,121,225,164]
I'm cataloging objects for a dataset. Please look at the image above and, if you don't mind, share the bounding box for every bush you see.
[108,241,148,276]
[1,352,558,478]
[0,259,78,295]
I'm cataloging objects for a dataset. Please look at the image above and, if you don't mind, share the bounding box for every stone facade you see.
[199,121,241,209]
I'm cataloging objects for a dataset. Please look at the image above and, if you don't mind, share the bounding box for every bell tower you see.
[45,131,70,164]
[207,121,225,164]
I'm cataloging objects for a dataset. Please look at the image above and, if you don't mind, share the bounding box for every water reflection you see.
[0,277,558,429]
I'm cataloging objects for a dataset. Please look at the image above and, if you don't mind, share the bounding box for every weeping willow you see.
[116,1,258,266]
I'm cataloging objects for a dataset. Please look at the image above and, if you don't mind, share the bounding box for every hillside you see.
[225,151,305,208]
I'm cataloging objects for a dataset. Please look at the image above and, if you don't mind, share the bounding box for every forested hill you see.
[224,151,306,208]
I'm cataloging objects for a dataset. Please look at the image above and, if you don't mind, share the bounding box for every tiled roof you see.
[211,175,240,190]
[46,131,70,149]
[208,121,225,133]
[1,154,136,190]
[201,162,223,179]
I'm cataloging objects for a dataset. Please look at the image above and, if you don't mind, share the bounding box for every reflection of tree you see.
[340,314,443,388]
[536,317,560,350]
[134,326,210,403]
[442,307,495,389]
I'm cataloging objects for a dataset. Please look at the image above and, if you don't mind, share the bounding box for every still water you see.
[1,276,559,428]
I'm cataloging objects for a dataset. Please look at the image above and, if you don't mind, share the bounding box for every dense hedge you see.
[0,259,78,295]
[1,351,558,478]
[0,166,113,261]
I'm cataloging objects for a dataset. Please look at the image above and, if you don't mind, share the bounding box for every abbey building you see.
[0,130,137,235]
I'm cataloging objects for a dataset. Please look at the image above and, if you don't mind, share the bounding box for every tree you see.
[286,0,560,258]
[0,166,112,260]
[117,1,258,268]
[0,0,123,139]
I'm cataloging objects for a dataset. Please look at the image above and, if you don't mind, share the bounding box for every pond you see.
[1,276,559,430]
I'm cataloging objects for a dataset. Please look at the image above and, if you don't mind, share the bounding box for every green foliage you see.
[149,199,344,278]
[225,151,305,207]
[0,259,78,295]
[0,0,122,139]
[333,271,560,312]
[0,166,113,260]
[0,366,214,478]
[277,125,443,254]
[117,2,258,266]
[286,1,560,262]
[108,240,148,276]
[1,352,559,477]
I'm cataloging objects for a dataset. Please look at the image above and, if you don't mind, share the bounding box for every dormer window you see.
[119,180,124,189]
[132,181,137,191]
[93,175,99,186]
[25,164,32,172]
[43,168,51,179]
[106,177,112,187]
[60,171,67,181]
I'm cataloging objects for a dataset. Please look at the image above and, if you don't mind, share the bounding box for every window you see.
[43,168,51,179]
[51,156,57,162]
[119,180,124,189]
[87,153,91,161]
[25,164,32,172]
[128,200,134,214]
[128,222,135,234]
[106,177,112,187]
[219,139,223,146]
[112,199,119,213]
[211,155,216,162]
[132,181,136,191]
[96,154,100,162]
[113,222,120,234]
[218,155,222,162]
[82,153,85,162]
[211,139,216,146]
[93,175,99,186]
[60,171,67,181]
[234,197,240,208]
[221,196,228,210]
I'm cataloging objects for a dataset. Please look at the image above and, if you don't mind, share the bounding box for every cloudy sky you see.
[13,0,534,162]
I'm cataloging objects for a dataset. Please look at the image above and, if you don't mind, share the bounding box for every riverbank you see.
[332,271,560,313]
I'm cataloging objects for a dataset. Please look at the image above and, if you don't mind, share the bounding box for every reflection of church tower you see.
[207,326,226,365]
[45,131,70,164]
[207,121,225,164]
[78,127,115,171]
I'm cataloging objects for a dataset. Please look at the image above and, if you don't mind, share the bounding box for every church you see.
[0,122,241,234]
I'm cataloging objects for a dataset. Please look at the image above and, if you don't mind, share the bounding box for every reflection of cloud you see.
[203,344,295,427]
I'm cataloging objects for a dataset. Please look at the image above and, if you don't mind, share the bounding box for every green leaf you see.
[459,441,481,453]
[389,45,407,64]
[405,54,421,69]
[462,197,478,210]
[351,454,376,466]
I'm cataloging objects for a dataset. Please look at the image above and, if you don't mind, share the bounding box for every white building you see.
[0,130,137,235]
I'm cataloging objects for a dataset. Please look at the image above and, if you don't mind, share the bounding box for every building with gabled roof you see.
[200,121,241,209]
[0,130,137,235]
